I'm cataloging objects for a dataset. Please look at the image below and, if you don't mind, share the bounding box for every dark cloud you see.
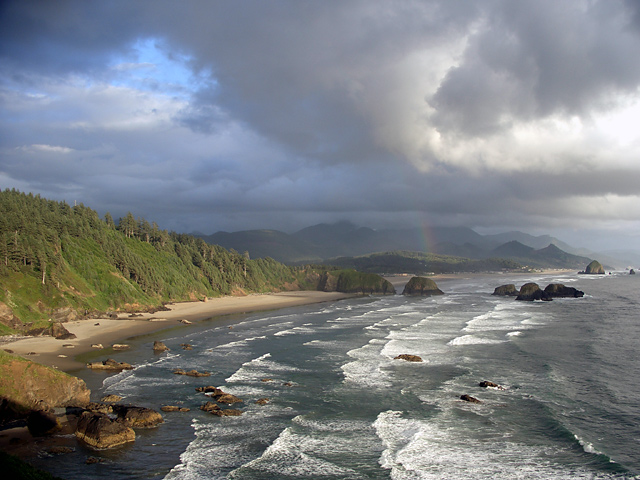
[1,0,640,252]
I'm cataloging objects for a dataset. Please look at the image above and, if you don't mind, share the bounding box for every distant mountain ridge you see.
[197,221,610,269]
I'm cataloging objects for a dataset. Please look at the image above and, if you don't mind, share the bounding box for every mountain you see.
[198,222,598,269]
[0,190,391,335]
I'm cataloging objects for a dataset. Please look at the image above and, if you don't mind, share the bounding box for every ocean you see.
[33,272,640,479]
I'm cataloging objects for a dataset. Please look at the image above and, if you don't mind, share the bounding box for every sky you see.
[1,0,640,253]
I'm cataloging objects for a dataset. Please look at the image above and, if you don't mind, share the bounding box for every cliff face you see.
[0,351,90,422]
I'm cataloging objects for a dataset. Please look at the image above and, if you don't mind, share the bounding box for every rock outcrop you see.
[631,269,636,275]
[87,359,133,371]
[161,405,190,412]
[402,277,444,296]
[153,341,170,352]
[460,394,482,404]
[50,322,76,340]
[394,354,423,362]
[0,351,90,424]
[515,283,552,301]
[173,369,210,377]
[543,283,584,298]
[581,260,605,274]
[111,405,164,428]
[492,284,519,296]
[75,411,135,449]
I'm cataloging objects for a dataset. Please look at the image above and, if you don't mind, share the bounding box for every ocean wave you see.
[447,335,505,346]
[373,410,625,480]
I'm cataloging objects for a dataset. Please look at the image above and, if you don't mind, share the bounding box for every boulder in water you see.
[460,394,482,404]
[492,284,519,296]
[394,354,423,362]
[516,283,552,301]
[543,283,584,298]
[75,411,135,449]
[112,405,164,428]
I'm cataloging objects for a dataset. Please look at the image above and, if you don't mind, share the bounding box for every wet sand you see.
[1,291,354,372]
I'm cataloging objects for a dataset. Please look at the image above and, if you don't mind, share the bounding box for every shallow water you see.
[33,272,640,479]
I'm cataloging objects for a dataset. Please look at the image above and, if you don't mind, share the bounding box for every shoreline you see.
[1,291,354,373]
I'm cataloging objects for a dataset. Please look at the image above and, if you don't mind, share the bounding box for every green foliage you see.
[329,250,525,275]
[0,190,304,332]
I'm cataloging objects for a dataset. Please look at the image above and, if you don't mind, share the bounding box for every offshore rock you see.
[581,260,605,274]
[112,405,164,428]
[161,405,190,412]
[196,386,225,395]
[173,369,210,377]
[75,411,135,449]
[479,380,505,390]
[394,354,423,362]
[543,283,584,298]
[153,341,170,352]
[402,277,444,296]
[460,394,482,404]
[87,359,133,371]
[516,283,552,301]
[492,284,519,296]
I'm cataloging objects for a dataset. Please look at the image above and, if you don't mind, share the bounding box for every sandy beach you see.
[1,291,354,372]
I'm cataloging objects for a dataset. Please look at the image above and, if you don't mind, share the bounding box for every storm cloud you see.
[2,0,640,252]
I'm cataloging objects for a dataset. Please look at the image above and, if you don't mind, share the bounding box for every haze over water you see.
[37,272,640,479]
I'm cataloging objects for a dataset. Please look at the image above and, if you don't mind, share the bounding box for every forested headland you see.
[0,190,392,335]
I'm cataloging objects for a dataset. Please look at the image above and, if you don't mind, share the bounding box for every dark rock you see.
[200,401,221,413]
[492,284,519,296]
[479,381,505,390]
[51,322,76,340]
[153,341,170,352]
[85,402,113,414]
[543,283,584,298]
[460,394,482,404]
[209,408,243,417]
[27,410,60,436]
[181,343,193,350]
[516,283,552,301]
[161,406,190,412]
[630,269,636,275]
[112,405,164,428]
[394,354,423,362]
[85,456,105,464]
[580,260,605,274]
[75,411,135,449]
[173,369,210,377]
[256,398,270,405]
[402,277,444,296]
[100,395,122,403]
[213,393,243,405]
[196,386,225,395]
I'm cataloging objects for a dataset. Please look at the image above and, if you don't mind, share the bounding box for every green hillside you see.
[0,190,309,334]
[328,250,525,275]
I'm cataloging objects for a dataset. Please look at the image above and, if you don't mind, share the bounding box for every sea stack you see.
[581,260,605,274]
[402,277,444,296]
